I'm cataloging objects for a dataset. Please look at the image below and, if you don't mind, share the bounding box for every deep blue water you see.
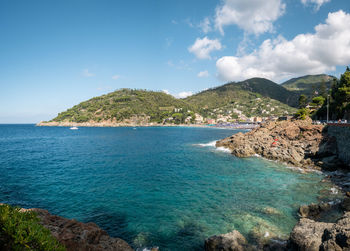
[0,125,339,250]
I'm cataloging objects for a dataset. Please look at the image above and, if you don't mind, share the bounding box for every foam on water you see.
[194,140,232,153]
[195,140,217,147]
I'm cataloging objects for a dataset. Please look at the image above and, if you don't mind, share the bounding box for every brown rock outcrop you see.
[288,212,350,251]
[216,118,340,169]
[22,208,133,251]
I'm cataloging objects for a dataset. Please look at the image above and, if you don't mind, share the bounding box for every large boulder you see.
[288,211,350,251]
[204,230,251,251]
[288,218,333,251]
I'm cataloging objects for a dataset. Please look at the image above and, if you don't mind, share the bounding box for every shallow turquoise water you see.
[0,125,338,250]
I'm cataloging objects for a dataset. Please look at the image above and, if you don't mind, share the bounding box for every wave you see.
[196,140,217,147]
[194,140,231,153]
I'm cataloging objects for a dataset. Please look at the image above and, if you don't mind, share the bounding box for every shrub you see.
[294,108,310,120]
[0,204,65,251]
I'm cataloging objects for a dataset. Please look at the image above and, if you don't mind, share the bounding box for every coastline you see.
[36,121,257,130]
[205,119,350,250]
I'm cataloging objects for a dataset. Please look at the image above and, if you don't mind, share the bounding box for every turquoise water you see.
[0,125,338,250]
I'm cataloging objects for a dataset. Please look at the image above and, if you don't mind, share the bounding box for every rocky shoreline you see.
[216,118,346,170]
[205,118,350,251]
[16,206,134,251]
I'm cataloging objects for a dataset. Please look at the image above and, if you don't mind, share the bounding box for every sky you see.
[0,0,349,123]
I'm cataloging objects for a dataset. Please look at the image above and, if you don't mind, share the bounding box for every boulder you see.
[204,230,251,251]
[299,202,333,220]
[288,211,350,251]
[288,218,333,251]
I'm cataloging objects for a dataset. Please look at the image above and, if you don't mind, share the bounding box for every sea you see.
[0,124,341,250]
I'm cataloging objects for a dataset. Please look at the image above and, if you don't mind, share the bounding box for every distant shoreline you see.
[36,121,258,129]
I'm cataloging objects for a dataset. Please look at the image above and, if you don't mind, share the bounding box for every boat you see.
[70,126,79,130]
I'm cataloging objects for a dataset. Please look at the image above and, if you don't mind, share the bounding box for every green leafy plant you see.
[0,204,66,251]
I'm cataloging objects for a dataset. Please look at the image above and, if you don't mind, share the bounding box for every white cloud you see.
[112,75,120,80]
[82,69,95,77]
[188,37,222,59]
[301,0,331,10]
[199,17,211,33]
[198,71,209,78]
[162,90,170,95]
[214,0,285,35]
[216,10,350,82]
[177,91,193,98]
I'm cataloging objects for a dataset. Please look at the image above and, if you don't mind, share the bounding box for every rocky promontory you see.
[216,118,344,170]
[19,207,134,251]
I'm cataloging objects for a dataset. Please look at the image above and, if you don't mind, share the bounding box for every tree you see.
[295,108,310,120]
[311,96,325,107]
[298,94,308,108]
[319,80,327,98]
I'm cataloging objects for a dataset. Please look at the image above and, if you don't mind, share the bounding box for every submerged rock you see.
[204,230,251,251]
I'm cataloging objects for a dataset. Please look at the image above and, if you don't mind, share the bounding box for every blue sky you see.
[0,0,349,123]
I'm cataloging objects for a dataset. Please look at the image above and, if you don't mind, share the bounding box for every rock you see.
[321,212,350,250]
[341,197,350,211]
[288,218,333,251]
[299,202,333,220]
[288,211,350,251]
[216,119,339,170]
[262,207,283,217]
[26,208,134,251]
[204,230,251,251]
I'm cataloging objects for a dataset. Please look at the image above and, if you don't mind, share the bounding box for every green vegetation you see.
[294,108,310,120]
[298,94,307,108]
[281,74,333,99]
[52,89,192,124]
[185,78,297,118]
[0,204,65,251]
[50,76,341,124]
[312,67,350,120]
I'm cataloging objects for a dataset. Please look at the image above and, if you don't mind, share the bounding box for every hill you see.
[41,77,318,126]
[281,74,334,98]
[50,89,193,124]
[184,78,298,119]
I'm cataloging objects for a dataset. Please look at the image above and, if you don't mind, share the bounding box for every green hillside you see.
[185,78,298,118]
[51,89,192,124]
[47,77,316,125]
[281,74,334,97]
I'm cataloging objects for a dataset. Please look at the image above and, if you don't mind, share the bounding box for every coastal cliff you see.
[216,118,345,170]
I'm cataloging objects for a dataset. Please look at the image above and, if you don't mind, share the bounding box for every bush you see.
[294,108,310,120]
[0,204,65,251]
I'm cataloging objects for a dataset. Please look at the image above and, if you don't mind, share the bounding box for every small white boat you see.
[70,126,79,130]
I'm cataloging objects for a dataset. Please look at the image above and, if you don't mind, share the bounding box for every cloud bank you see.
[216,10,350,82]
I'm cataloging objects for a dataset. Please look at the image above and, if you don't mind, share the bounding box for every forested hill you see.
[281,74,334,97]
[185,78,299,108]
[51,89,192,124]
[45,75,334,124]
